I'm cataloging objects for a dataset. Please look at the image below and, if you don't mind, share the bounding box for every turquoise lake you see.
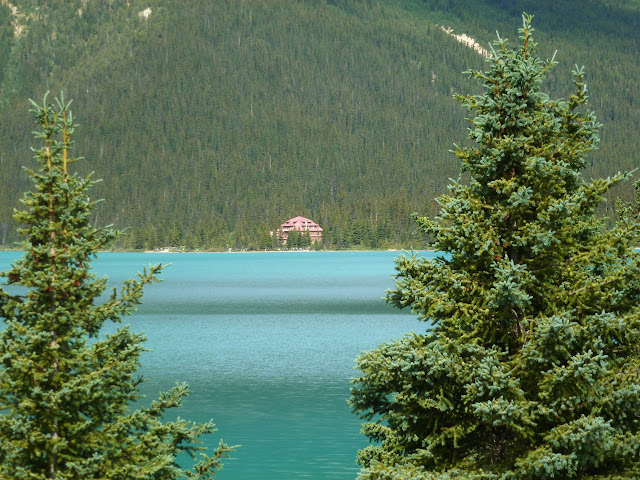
[0,250,433,479]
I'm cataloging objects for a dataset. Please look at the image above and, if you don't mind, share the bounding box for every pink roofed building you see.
[277,216,323,244]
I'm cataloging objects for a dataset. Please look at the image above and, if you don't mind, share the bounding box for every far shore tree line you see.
[1,14,640,480]
[121,221,427,252]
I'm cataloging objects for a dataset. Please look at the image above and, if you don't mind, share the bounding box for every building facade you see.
[277,216,323,244]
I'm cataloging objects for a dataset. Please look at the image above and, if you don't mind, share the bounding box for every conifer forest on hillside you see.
[0,0,639,250]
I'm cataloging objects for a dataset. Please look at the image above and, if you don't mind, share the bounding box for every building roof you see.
[280,216,323,232]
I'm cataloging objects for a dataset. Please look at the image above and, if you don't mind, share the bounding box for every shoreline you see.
[0,247,430,254]
[141,248,414,254]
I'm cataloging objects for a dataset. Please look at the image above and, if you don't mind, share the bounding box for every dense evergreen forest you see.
[0,0,638,250]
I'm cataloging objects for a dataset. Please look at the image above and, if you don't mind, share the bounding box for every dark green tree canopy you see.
[0,94,234,479]
[3,0,638,252]
[350,15,640,480]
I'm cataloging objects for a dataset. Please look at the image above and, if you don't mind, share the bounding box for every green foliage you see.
[287,230,302,249]
[286,229,312,249]
[0,95,234,479]
[0,0,501,250]
[350,16,640,479]
[0,1,639,249]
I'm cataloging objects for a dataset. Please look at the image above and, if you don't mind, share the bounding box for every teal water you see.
[0,250,432,479]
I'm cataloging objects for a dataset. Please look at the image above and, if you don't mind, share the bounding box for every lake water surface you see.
[0,250,432,479]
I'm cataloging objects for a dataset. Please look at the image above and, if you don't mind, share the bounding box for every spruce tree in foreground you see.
[350,16,640,479]
[0,94,234,479]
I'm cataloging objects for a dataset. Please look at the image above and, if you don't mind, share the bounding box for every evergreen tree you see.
[350,16,640,479]
[287,230,302,249]
[258,228,275,250]
[169,224,181,249]
[300,230,312,249]
[0,94,234,479]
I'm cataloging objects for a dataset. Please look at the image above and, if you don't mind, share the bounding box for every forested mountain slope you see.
[0,0,638,250]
